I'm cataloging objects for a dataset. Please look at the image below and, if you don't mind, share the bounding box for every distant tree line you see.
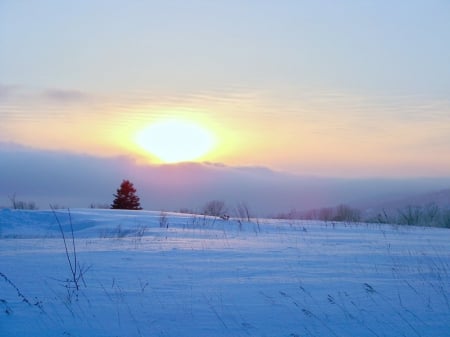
[275,202,450,228]
[370,203,450,228]
[5,180,450,229]
[276,204,362,222]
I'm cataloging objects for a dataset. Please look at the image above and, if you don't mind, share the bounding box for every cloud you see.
[0,84,90,103]
[42,88,90,102]
[1,143,450,215]
[0,84,20,100]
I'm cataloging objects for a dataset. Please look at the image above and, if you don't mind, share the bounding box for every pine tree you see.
[111,179,142,210]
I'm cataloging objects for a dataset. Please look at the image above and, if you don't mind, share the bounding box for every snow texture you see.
[1,208,449,336]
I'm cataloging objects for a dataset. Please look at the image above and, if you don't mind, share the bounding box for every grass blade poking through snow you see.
[50,205,89,301]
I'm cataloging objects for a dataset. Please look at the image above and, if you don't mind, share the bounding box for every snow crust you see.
[1,208,449,336]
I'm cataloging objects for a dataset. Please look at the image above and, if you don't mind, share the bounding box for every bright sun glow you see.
[134,119,216,163]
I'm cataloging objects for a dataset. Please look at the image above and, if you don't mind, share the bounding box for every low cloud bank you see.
[1,142,449,216]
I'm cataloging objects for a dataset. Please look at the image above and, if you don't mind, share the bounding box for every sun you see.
[134,119,216,163]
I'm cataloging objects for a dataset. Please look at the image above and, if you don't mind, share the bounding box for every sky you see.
[1,1,450,212]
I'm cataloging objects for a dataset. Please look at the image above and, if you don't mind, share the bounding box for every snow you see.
[1,208,449,337]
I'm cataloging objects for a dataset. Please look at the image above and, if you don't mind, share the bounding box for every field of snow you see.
[1,208,449,337]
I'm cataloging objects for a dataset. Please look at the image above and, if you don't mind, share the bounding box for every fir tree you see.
[111,179,142,210]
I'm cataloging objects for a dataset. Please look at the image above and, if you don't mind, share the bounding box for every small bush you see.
[235,201,252,222]
[9,194,38,210]
[159,211,169,228]
[333,204,361,222]
[90,203,110,209]
[202,200,227,217]
[441,209,450,228]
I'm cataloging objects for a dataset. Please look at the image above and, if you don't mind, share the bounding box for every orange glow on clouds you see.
[2,89,450,178]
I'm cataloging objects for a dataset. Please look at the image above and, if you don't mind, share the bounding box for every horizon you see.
[1,142,450,216]
[1,1,450,212]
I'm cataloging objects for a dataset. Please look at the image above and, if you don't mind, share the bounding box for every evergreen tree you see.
[111,179,142,210]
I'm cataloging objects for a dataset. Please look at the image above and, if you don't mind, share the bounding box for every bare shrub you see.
[275,205,360,223]
[89,203,110,209]
[9,194,38,210]
[424,202,439,223]
[179,208,195,214]
[135,224,147,237]
[114,224,129,238]
[159,211,169,228]
[318,207,334,221]
[440,209,450,228]
[235,201,252,222]
[375,209,391,224]
[333,204,361,222]
[398,205,422,226]
[202,200,227,217]
[274,209,298,220]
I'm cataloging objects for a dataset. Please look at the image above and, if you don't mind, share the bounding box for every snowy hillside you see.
[1,208,449,337]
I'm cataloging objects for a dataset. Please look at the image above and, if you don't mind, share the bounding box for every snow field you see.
[1,208,449,337]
